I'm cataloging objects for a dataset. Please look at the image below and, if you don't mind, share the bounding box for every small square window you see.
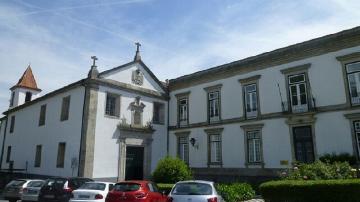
[153,102,165,124]
[105,93,120,117]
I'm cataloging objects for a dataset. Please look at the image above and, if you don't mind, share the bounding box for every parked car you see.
[3,179,42,202]
[21,179,46,202]
[167,180,223,202]
[105,180,167,202]
[69,181,115,202]
[38,177,93,202]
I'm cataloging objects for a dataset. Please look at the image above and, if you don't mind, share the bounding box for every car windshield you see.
[79,183,106,191]
[7,180,26,187]
[172,183,213,195]
[45,179,66,187]
[27,181,44,187]
[113,183,141,192]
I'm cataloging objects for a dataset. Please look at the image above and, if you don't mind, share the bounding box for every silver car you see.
[168,180,223,202]
[3,179,41,202]
[21,179,45,202]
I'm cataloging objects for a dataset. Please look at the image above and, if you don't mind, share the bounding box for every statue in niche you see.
[130,96,145,127]
[132,68,143,86]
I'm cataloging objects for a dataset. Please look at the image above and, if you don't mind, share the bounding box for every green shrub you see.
[152,156,192,183]
[260,179,360,202]
[157,183,174,194]
[216,183,255,202]
[319,153,357,165]
[284,161,354,180]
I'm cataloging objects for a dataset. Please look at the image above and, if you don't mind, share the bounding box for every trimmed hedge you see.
[260,179,360,202]
[157,183,173,194]
[216,183,255,202]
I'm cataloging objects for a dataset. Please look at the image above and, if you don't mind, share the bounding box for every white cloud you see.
[0,0,359,113]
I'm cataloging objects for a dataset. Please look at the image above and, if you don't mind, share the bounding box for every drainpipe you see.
[0,116,8,170]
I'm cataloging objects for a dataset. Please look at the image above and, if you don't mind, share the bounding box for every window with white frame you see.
[288,74,308,113]
[178,136,189,164]
[179,98,188,125]
[208,91,220,122]
[354,121,360,158]
[346,62,360,105]
[209,134,221,163]
[105,93,120,117]
[246,130,262,163]
[244,84,258,118]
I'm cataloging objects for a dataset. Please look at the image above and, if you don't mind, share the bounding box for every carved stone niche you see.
[130,96,145,127]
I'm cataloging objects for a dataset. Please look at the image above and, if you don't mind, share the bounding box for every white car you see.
[69,181,115,202]
[168,180,223,202]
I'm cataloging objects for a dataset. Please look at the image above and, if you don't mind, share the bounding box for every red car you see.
[105,180,167,202]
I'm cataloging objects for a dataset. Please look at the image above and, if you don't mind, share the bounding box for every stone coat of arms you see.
[132,69,144,86]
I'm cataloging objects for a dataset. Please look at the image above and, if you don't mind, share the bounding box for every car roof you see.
[85,181,114,184]
[116,180,151,184]
[175,180,214,185]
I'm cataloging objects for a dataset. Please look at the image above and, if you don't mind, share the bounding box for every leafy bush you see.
[157,183,174,195]
[216,183,255,202]
[319,153,357,165]
[152,156,192,183]
[283,161,354,180]
[260,179,360,202]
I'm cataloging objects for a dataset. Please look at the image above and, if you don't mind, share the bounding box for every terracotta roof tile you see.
[11,65,41,91]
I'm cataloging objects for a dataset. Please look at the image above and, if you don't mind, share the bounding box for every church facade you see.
[1,26,360,181]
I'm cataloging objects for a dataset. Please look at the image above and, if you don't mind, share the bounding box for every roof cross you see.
[91,56,98,67]
[135,42,141,52]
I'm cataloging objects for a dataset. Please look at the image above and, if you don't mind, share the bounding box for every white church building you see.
[1,26,360,181]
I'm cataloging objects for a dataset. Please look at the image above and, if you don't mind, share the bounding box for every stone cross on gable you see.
[135,42,141,51]
[91,56,98,67]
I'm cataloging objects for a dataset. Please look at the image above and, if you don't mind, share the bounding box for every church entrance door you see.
[125,146,144,180]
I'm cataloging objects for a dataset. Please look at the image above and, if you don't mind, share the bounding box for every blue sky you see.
[0,0,359,112]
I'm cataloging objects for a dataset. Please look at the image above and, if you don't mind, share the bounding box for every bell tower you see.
[9,65,41,108]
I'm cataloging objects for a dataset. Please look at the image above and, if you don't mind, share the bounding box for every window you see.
[246,131,262,163]
[34,145,42,167]
[10,116,15,133]
[293,126,314,163]
[244,84,258,118]
[208,91,220,122]
[6,146,11,163]
[39,104,46,126]
[105,93,120,117]
[288,74,308,112]
[25,92,32,102]
[346,62,360,105]
[153,102,165,124]
[178,136,189,164]
[10,92,15,107]
[354,121,360,158]
[209,134,221,163]
[61,96,71,121]
[178,98,188,126]
[56,142,66,168]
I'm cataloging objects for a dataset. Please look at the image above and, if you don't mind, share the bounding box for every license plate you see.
[79,195,90,199]
[44,194,55,198]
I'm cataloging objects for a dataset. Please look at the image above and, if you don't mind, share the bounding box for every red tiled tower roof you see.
[10,65,41,91]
